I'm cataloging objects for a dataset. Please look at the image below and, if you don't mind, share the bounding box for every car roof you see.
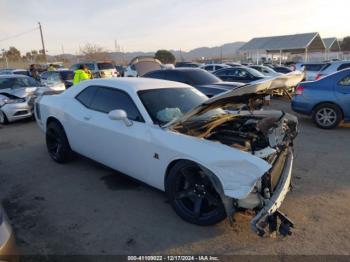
[79,77,191,92]
[329,60,350,65]
[147,68,205,73]
[215,66,246,71]
[201,63,228,66]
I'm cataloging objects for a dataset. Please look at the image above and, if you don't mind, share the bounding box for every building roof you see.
[322,37,341,52]
[239,32,326,53]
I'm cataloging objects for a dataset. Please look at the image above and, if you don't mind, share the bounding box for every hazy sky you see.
[0,0,348,55]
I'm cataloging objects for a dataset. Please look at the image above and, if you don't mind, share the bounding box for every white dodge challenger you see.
[35,78,298,236]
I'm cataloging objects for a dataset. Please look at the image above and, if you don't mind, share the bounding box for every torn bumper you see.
[250,148,293,236]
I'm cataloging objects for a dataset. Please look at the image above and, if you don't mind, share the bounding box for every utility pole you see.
[220,46,223,63]
[1,49,8,68]
[38,22,47,62]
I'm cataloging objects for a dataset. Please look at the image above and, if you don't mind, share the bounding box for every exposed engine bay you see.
[171,96,298,158]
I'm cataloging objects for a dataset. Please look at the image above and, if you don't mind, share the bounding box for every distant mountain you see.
[173,42,246,60]
[51,42,246,64]
[108,42,246,63]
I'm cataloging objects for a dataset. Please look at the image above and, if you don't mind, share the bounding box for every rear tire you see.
[46,121,73,163]
[312,103,342,129]
[0,110,8,125]
[165,161,226,226]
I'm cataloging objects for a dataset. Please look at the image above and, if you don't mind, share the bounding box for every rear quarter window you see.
[76,86,98,107]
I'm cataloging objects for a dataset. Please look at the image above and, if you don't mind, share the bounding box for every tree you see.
[5,46,21,61]
[341,36,350,51]
[80,43,111,61]
[155,50,176,64]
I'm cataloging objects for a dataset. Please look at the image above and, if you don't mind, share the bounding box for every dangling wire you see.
[0,27,39,42]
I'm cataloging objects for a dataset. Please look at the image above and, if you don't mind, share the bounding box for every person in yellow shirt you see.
[47,64,56,71]
[73,65,91,85]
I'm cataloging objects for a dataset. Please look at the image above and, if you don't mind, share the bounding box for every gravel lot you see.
[0,99,349,256]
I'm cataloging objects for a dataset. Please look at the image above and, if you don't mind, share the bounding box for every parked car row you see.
[144,68,244,97]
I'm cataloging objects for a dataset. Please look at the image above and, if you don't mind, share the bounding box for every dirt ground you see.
[0,99,349,257]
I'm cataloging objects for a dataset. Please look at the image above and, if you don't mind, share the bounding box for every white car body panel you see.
[36,78,273,200]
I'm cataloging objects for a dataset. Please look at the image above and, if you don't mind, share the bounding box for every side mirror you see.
[108,109,133,127]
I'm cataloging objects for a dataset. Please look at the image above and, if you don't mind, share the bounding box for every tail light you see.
[295,85,304,96]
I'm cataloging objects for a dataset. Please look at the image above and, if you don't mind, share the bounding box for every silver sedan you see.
[0,75,40,124]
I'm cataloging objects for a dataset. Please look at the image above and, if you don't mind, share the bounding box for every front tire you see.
[312,103,342,129]
[46,121,73,163]
[165,161,226,226]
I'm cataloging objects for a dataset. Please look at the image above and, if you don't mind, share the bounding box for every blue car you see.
[292,68,350,129]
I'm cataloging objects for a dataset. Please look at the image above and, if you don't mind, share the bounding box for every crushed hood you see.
[167,72,304,128]
[166,79,273,127]
[129,57,162,76]
[0,86,37,99]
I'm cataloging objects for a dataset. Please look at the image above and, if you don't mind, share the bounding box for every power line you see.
[0,27,39,42]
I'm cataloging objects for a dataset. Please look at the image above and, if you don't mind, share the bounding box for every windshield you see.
[183,70,221,85]
[97,63,114,70]
[60,71,74,80]
[138,88,207,125]
[0,77,39,90]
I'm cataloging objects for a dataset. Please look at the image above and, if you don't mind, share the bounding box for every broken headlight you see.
[3,97,26,104]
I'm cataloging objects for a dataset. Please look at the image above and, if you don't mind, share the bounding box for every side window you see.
[337,63,350,71]
[236,69,248,78]
[90,87,144,122]
[76,86,98,107]
[339,76,350,86]
[204,66,214,71]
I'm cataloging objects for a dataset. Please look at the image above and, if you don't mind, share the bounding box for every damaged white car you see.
[35,78,298,236]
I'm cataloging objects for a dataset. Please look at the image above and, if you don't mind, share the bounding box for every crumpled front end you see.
[250,148,294,236]
[203,112,298,236]
[235,113,297,236]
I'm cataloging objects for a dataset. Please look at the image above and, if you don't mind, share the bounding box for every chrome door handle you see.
[83,116,91,120]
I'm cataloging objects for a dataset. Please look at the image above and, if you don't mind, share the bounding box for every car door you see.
[69,85,153,181]
[335,74,350,119]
